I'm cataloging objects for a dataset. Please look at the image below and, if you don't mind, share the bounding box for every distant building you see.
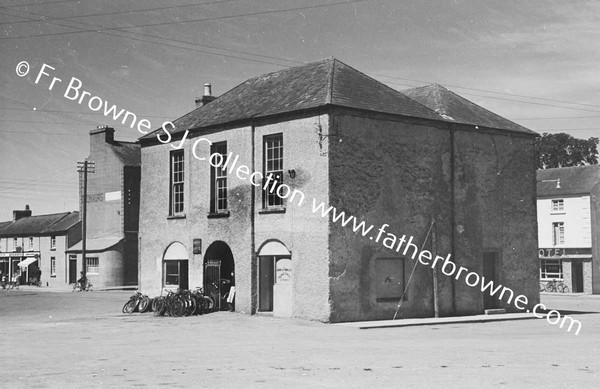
[66,126,141,288]
[138,58,539,322]
[0,205,80,287]
[537,165,600,294]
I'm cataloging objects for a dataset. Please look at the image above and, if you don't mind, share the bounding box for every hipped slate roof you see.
[537,165,600,197]
[107,141,141,166]
[402,84,536,135]
[0,211,80,237]
[140,58,441,141]
[140,58,535,142]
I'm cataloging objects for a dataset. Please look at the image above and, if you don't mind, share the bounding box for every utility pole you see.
[77,159,95,276]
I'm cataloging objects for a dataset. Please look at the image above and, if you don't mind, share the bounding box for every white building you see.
[537,165,600,293]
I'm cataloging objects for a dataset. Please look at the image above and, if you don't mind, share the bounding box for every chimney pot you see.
[204,83,212,96]
[195,83,216,108]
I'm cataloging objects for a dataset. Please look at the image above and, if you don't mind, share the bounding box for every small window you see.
[540,258,563,280]
[170,150,185,215]
[375,258,406,302]
[50,257,56,277]
[13,238,18,250]
[86,257,99,274]
[28,237,34,251]
[551,199,564,212]
[263,134,284,208]
[50,236,56,250]
[210,142,228,213]
[164,261,180,286]
[552,222,565,245]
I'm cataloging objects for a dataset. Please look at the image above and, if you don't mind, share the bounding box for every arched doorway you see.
[162,242,189,290]
[257,240,292,317]
[204,241,235,310]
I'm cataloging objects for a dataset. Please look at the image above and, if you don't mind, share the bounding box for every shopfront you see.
[539,247,592,293]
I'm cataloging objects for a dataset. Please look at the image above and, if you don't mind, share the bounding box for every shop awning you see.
[18,257,38,268]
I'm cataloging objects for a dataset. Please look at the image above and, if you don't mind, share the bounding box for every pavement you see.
[1,289,598,388]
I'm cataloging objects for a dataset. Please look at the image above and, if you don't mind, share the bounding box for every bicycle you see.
[122,292,151,314]
[72,279,93,292]
[543,279,569,293]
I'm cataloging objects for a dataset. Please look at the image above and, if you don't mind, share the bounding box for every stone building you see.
[537,165,600,294]
[66,126,141,288]
[0,206,80,287]
[138,58,539,322]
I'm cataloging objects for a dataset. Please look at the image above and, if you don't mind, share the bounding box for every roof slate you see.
[537,165,600,197]
[140,58,441,141]
[108,141,140,166]
[0,211,80,237]
[402,84,536,135]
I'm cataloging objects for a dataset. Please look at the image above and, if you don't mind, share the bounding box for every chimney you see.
[13,204,32,221]
[195,83,216,108]
[90,125,115,144]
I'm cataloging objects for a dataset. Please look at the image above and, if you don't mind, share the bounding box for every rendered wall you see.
[328,109,539,322]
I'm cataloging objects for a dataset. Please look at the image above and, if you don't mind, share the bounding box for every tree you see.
[535,132,599,169]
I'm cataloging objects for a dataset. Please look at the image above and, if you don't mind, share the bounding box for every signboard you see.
[276,258,292,284]
[538,248,592,258]
[193,239,202,255]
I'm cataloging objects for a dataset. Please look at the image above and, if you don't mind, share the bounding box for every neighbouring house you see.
[137,58,539,322]
[537,164,600,294]
[0,205,81,287]
[66,126,141,288]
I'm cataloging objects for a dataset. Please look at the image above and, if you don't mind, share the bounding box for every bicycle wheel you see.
[539,283,546,292]
[153,298,166,316]
[546,283,556,293]
[122,300,136,314]
[185,296,197,316]
[203,296,215,312]
[170,298,186,317]
[559,284,570,293]
[139,296,151,313]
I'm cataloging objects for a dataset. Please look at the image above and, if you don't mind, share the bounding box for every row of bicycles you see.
[540,279,570,293]
[122,287,220,317]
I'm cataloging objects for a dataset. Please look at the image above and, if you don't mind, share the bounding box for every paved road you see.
[0,289,598,388]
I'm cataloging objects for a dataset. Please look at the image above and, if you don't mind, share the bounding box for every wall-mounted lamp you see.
[288,169,296,179]
[542,178,561,189]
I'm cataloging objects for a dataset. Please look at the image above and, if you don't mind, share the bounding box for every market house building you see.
[537,165,600,294]
[0,206,81,287]
[138,58,539,322]
[66,126,141,288]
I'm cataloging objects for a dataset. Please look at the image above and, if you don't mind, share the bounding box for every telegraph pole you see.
[77,159,95,275]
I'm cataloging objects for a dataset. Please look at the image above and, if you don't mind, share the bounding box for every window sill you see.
[50,275,56,278]
[167,214,186,220]
[208,211,230,219]
[259,207,286,215]
[50,248,56,251]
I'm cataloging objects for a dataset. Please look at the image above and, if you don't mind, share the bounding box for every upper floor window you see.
[13,238,18,250]
[263,134,284,208]
[552,222,565,245]
[210,142,228,213]
[50,236,56,250]
[50,257,56,277]
[28,237,34,251]
[170,150,185,215]
[551,199,564,213]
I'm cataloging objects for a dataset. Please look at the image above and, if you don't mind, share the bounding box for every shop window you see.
[86,257,99,274]
[540,258,563,280]
[169,150,185,215]
[552,222,565,245]
[375,258,406,302]
[263,134,284,208]
[50,236,56,250]
[551,199,564,212]
[50,257,56,277]
[210,142,228,213]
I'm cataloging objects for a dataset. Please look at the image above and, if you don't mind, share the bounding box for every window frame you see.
[164,261,180,287]
[552,221,565,246]
[86,257,99,275]
[540,258,563,280]
[28,237,34,251]
[263,133,284,209]
[50,236,56,250]
[50,256,56,277]
[210,142,228,213]
[169,150,185,216]
[551,199,564,213]
[13,238,18,250]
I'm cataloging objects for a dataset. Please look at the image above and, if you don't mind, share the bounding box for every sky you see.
[1,0,599,221]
